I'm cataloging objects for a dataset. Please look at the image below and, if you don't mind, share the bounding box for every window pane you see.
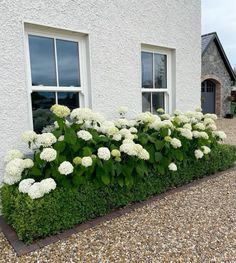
[142,92,151,112]
[56,39,80,87]
[31,92,55,133]
[29,35,57,86]
[57,92,80,109]
[142,52,153,89]
[154,54,167,89]
[152,92,165,113]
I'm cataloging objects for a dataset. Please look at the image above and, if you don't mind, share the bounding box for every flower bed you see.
[1,105,235,243]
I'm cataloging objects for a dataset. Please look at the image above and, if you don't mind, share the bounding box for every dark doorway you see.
[201,80,216,113]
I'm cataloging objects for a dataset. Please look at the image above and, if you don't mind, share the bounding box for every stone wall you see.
[202,41,232,116]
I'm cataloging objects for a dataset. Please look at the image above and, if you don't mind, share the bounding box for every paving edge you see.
[0,166,235,256]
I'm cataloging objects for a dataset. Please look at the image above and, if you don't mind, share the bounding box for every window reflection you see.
[142,52,153,89]
[142,92,151,112]
[57,92,79,109]
[56,40,80,87]
[154,54,167,89]
[29,35,57,86]
[31,92,55,133]
[152,92,165,113]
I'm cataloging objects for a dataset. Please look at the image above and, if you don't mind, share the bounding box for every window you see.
[141,48,172,114]
[25,25,88,132]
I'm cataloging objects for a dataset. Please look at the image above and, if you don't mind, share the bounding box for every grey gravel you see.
[1,118,236,262]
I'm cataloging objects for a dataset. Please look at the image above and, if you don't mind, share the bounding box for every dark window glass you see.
[152,92,165,113]
[142,92,151,112]
[154,54,167,89]
[29,35,57,86]
[31,92,55,133]
[142,52,153,89]
[56,39,80,87]
[57,92,80,109]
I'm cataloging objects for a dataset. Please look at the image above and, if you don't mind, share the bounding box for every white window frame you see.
[141,46,172,114]
[24,24,89,129]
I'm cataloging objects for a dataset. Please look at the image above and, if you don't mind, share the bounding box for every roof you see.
[202,32,236,81]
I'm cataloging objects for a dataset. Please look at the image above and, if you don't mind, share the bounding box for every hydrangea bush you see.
[2,105,227,200]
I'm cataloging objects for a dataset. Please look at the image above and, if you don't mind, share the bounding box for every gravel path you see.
[216,118,236,145]
[1,118,236,262]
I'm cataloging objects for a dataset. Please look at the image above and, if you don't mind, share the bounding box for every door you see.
[201,80,215,113]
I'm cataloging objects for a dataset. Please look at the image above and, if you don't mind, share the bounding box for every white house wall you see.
[0,0,201,180]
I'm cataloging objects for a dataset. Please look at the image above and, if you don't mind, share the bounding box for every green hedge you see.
[1,144,236,243]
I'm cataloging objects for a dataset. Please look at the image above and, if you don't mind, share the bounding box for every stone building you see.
[201,32,236,116]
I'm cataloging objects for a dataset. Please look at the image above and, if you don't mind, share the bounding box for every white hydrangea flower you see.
[194,123,205,130]
[107,126,119,136]
[183,123,192,130]
[129,127,138,133]
[22,159,34,169]
[118,106,128,115]
[71,108,105,124]
[19,178,35,193]
[77,130,93,141]
[207,123,217,131]
[202,146,211,155]
[136,112,156,124]
[28,182,44,199]
[114,118,129,128]
[97,147,111,161]
[21,131,38,144]
[50,104,70,118]
[58,161,74,175]
[81,156,93,167]
[111,149,121,157]
[174,115,189,124]
[168,162,177,171]
[174,110,183,116]
[195,107,202,112]
[203,118,215,125]
[157,108,165,113]
[199,132,209,140]
[213,131,227,140]
[3,158,25,185]
[204,113,217,120]
[194,149,204,159]
[40,178,57,194]
[112,133,122,141]
[4,149,24,163]
[178,128,193,140]
[170,138,182,149]
[40,148,57,162]
[58,135,64,141]
[192,130,200,138]
[160,113,171,120]
[36,133,57,147]
[137,148,150,160]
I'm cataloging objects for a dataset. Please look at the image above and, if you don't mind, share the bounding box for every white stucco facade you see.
[0,0,201,179]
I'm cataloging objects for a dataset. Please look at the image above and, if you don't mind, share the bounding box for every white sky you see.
[202,0,236,68]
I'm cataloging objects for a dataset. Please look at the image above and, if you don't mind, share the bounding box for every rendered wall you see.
[0,0,201,179]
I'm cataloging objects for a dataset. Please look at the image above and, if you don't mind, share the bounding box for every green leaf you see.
[155,140,164,151]
[101,174,110,185]
[118,176,124,187]
[125,175,134,187]
[82,147,92,156]
[30,167,41,176]
[155,152,163,162]
[157,165,165,175]
[139,133,148,145]
[64,126,77,145]
[54,141,66,153]
[175,150,184,161]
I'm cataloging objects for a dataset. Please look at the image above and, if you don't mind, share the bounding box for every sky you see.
[202,0,236,69]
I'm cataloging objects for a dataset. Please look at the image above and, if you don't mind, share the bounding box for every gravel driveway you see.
[1,118,236,262]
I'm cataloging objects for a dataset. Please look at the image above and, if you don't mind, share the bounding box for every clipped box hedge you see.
[1,144,236,244]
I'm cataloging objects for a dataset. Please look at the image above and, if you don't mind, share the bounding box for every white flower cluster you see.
[77,130,93,141]
[58,161,74,175]
[81,156,93,167]
[97,147,111,160]
[71,108,105,125]
[168,162,177,171]
[51,104,70,118]
[120,140,149,160]
[21,131,37,144]
[170,138,182,149]
[3,150,34,185]
[19,178,56,199]
[40,148,57,162]
[4,149,24,163]
[36,133,57,147]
